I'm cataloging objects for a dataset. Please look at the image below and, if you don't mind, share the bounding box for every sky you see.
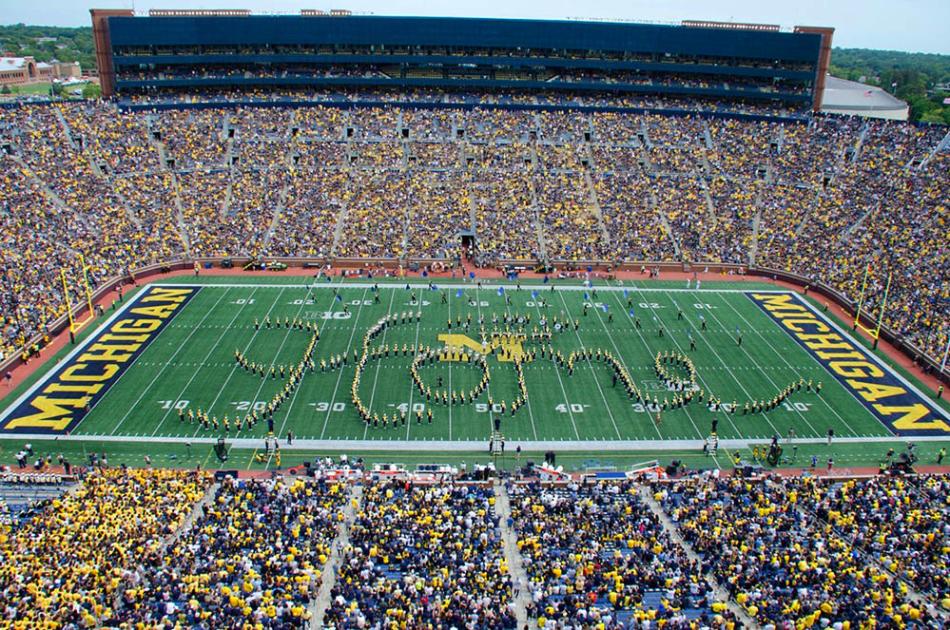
[1,0,947,55]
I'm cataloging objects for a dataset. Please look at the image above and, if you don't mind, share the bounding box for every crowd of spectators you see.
[114,476,346,628]
[324,482,516,628]
[657,475,943,627]
[802,474,950,606]
[510,481,733,628]
[0,467,209,627]
[1,467,949,627]
[0,97,947,365]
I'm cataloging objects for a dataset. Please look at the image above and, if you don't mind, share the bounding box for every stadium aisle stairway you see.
[310,484,363,627]
[494,481,533,627]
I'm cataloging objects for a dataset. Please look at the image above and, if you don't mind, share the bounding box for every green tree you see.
[919,109,946,124]
[81,82,101,99]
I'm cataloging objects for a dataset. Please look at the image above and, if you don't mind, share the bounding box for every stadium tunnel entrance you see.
[460,230,475,260]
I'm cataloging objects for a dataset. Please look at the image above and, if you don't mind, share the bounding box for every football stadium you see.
[0,7,948,628]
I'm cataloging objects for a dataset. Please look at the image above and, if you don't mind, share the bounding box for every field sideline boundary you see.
[151,281,787,294]
[3,433,947,450]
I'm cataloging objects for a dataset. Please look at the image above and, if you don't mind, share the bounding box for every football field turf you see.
[3,275,948,467]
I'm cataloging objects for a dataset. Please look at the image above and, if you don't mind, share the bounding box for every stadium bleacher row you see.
[0,469,947,627]
[0,99,947,368]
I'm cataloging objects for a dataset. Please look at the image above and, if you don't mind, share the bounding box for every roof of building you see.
[0,57,29,70]
[822,75,907,113]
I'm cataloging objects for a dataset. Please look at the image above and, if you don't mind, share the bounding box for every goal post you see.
[852,264,892,347]
[60,253,96,334]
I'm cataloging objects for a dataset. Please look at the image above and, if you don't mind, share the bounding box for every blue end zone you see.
[746,291,950,437]
[0,286,201,435]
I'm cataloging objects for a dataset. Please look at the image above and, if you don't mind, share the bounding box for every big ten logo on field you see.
[303,310,352,320]
[0,286,199,433]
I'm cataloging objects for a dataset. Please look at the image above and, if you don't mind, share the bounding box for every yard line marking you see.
[500,287,538,441]
[553,290,622,439]
[318,286,370,440]
[447,289,453,441]
[362,288,399,440]
[520,288,579,440]
[473,285,507,439]
[150,287,265,437]
[110,288,231,436]
[713,293,851,437]
[403,291,426,440]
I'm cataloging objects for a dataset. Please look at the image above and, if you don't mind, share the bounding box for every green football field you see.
[3,275,948,474]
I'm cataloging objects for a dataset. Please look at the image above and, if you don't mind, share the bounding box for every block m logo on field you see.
[436,333,525,362]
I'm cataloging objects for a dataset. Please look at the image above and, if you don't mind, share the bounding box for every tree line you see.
[829,48,950,124]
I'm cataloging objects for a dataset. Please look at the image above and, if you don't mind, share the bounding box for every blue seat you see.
[641,591,665,609]
[614,610,636,622]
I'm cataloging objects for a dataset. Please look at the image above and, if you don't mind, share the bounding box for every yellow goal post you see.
[852,263,892,347]
[60,253,96,334]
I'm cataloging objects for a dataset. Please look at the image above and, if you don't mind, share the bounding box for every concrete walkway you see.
[309,483,363,628]
[638,485,761,629]
[494,481,534,628]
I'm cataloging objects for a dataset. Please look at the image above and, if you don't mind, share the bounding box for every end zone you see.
[0,286,201,434]
[748,292,950,436]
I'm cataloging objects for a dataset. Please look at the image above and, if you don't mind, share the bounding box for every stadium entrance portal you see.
[460,231,475,261]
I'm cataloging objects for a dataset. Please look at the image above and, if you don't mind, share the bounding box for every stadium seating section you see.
[0,99,947,370]
[325,483,516,628]
[0,470,947,627]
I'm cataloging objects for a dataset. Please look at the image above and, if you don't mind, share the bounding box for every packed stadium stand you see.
[0,9,948,629]
[2,93,947,374]
[0,468,948,627]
